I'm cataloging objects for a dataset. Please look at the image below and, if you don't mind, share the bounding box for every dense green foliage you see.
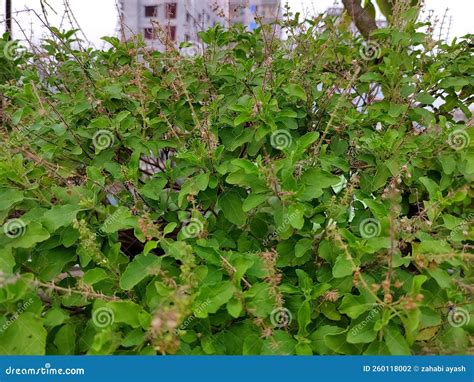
[0,7,473,355]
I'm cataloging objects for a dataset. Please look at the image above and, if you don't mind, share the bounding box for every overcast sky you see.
[0,0,472,47]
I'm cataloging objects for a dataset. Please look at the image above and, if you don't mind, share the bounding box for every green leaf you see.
[0,246,15,274]
[339,295,377,319]
[363,341,390,355]
[416,326,440,341]
[103,301,150,329]
[226,297,242,318]
[416,93,435,105]
[262,331,296,355]
[296,131,319,150]
[439,77,469,88]
[140,178,168,200]
[42,205,81,232]
[242,193,268,212]
[119,253,162,290]
[195,281,234,317]
[54,324,76,354]
[0,312,46,355]
[321,301,341,321]
[425,268,452,289]
[419,177,439,199]
[9,222,50,249]
[163,223,177,236]
[30,247,77,281]
[347,309,381,344]
[83,268,109,285]
[301,169,341,188]
[99,207,136,234]
[384,325,411,355]
[0,188,24,211]
[376,0,392,19]
[296,269,313,291]
[332,255,353,278]
[43,308,69,328]
[287,204,305,229]
[195,173,210,190]
[359,72,383,82]
[324,332,359,354]
[244,282,275,317]
[295,238,312,258]
[283,84,307,101]
[218,191,246,226]
[310,325,345,355]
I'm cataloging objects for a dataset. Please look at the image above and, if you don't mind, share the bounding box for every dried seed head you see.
[384,293,393,304]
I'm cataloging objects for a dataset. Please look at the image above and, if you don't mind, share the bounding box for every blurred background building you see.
[229,0,282,31]
[118,0,281,50]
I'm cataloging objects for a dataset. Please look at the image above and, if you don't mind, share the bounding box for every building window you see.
[186,11,191,23]
[144,27,154,39]
[165,3,177,19]
[144,6,157,18]
[165,25,176,41]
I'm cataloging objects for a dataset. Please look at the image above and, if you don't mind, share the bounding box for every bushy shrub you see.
[0,8,472,355]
